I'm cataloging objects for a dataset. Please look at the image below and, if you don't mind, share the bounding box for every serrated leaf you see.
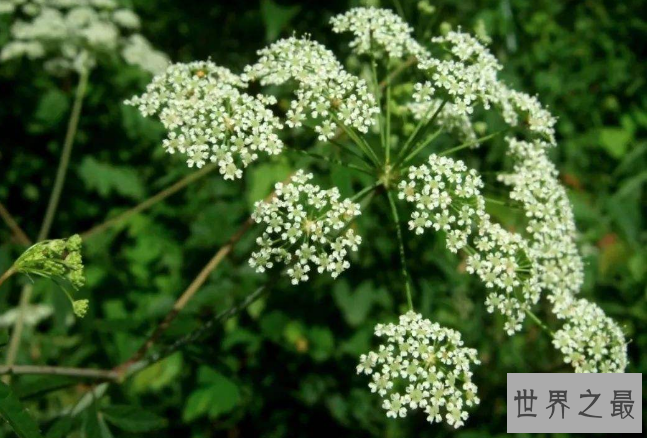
[102,405,166,433]
[0,381,43,438]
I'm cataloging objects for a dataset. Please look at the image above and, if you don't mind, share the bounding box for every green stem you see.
[401,127,444,166]
[0,265,16,289]
[440,130,506,157]
[386,190,414,310]
[385,79,392,164]
[396,99,448,166]
[334,117,381,167]
[39,66,90,241]
[350,182,381,203]
[291,149,374,176]
[4,66,90,377]
[525,309,554,337]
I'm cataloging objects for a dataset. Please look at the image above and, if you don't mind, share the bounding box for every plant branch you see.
[525,309,554,337]
[39,67,90,242]
[379,56,416,88]
[0,202,31,246]
[396,99,448,166]
[386,190,414,310]
[0,265,16,289]
[440,129,506,157]
[113,216,254,377]
[0,365,118,381]
[290,149,374,176]
[129,285,268,377]
[4,68,90,377]
[80,163,218,239]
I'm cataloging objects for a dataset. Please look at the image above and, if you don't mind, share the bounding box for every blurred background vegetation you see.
[0,0,645,436]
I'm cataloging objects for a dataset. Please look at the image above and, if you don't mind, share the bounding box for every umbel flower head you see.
[399,154,541,335]
[0,0,168,75]
[249,170,362,285]
[498,137,584,312]
[330,7,426,60]
[412,28,556,144]
[552,298,627,373]
[243,36,379,141]
[13,234,88,317]
[357,312,480,428]
[126,61,284,179]
[398,154,485,252]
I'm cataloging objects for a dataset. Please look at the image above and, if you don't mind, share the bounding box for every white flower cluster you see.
[411,28,556,143]
[467,220,541,335]
[357,311,480,428]
[126,61,283,179]
[243,36,379,141]
[330,7,426,60]
[414,30,502,117]
[552,299,627,373]
[249,171,362,284]
[399,154,541,334]
[397,154,484,252]
[498,137,627,371]
[0,0,168,75]
[499,138,584,310]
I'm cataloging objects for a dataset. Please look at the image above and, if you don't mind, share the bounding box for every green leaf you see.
[14,376,77,400]
[83,404,101,438]
[45,416,74,438]
[245,161,292,209]
[78,157,146,200]
[599,127,633,158]
[30,89,69,132]
[0,381,43,438]
[260,0,300,42]
[308,326,335,362]
[333,281,375,326]
[183,368,241,422]
[102,405,166,433]
[130,352,183,393]
[182,388,212,423]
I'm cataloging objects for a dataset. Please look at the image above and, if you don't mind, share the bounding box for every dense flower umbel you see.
[552,299,627,373]
[126,61,283,179]
[399,154,541,334]
[249,171,362,284]
[0,0,168,74]
[467,220,541,335]
[358,312,480,428]
[330,7,426,60]
[499,138,584,310]
[14,234,88,317]
[415,30,502,117]
[412,29,556,144]
[243,36,379,141]
[398,154,485,252]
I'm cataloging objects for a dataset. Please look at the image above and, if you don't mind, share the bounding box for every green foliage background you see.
[0,0,645,436]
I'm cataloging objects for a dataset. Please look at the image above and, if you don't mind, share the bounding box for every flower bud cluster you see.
[357,311,480,428]
[249,171,362,284]
[126,61,283,179]
[0,0,168,74]
[243,36,379,141]
[14,234,88,317]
